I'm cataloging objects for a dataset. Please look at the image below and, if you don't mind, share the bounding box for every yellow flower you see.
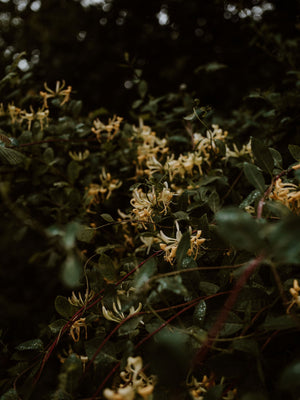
[69,149,90,161]
[269,178,300,213]
[102,297,142,323]
[104,356,156,400]
[287,279,300,313]
[159,221,206,265]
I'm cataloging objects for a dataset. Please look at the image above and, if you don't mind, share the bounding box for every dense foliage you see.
[0,1,300,399]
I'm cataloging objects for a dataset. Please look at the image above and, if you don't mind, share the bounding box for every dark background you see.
[0,0,298,115]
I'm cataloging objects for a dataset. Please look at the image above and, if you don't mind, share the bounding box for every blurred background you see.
[0,0,298,115]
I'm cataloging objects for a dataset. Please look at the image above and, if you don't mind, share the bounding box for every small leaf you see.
[288,144,300,161]
[243,162,265,194]
[193,300,207,326]
[48,319,67,334]
[203,384,224,400]
[251,137,274,175]
[100,213,115,222]
[97,254,117,283]
[134,257,157,289]
[138,80,148,99]
[208,191,220,213]
[67,160,81,183]
[55,295,77,318]
[269,147,282,168]
[16,339,43,352]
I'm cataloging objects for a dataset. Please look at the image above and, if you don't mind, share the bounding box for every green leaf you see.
[231,338,259,356]
[205,311,243,337]
[193,300,207,326]
[176,231,191,268]
[67,160,81,183]
[138,80,148,99]
[251,137,274,175]
[76,224,95,243]
[63,353,82,392]
[15,339,43,352]
[48,319,66,334]
[85,338,117,366]
[55,295,77,318]
[208,191,220,213]
[215,207,263,253]
[100,213,115,222]
[288,144,300,161]
[43,147,54,164]
[97,254,117,283]
[199,281,220,295]
[269,147,282,169]
[134,257,157,289]
[157,275,188,297]
[0,146,25,165]
[243,162,265,194]
[262,315,299,331]
[118,315,143,336]
[269,216,300,264]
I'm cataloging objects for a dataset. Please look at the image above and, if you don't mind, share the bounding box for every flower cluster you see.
[133,119,169,176]
[39,80,72,108]
[92,115,123,142]
[103,356,156,400]
[102,296,142,323]
[5,103,49,130]
[129,182,174,229]
[269,178,300,214]
[85,168,122,212]
[188,375,237,400]
[159,221,206,265]
[287,279,300,313]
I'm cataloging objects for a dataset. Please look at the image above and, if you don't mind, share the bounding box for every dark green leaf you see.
[262,315,299,331]
[118,315,143,336]
[157,275,188,297]
[0,146,25,165]
[208,191,220,213]
[100,213,115,222]
[231,338,259,356]
[215,207,263,252]
[16,339,43,352]
[176,231,191,268]
[134,257,157,289]
[269,147,283,169]
[67,160,81,183]
[55,295,77,318]
[269,216,300,264]
[48,319,66,334]
[251,137,274,175]
[288,144,300,161]
[199,281,220,295]
[243,162,265,194]
[76,224,95,243]
[193,300,207,326]
[138,80,148,99]
[97,254,117,283]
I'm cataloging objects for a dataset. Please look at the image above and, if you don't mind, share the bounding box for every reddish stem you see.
[33,251,162,386]
[192,253,264,368]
